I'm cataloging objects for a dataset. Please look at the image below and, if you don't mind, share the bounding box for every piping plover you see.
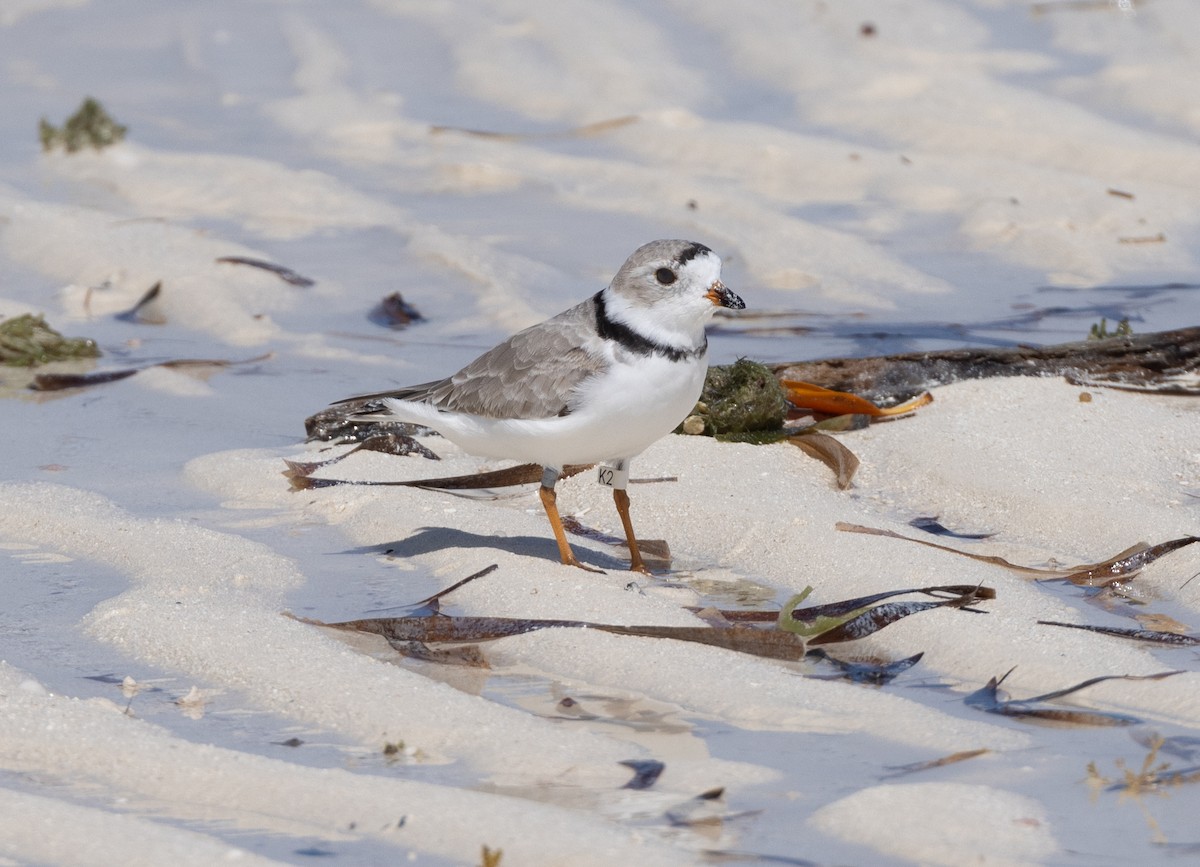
[337,239,744,571]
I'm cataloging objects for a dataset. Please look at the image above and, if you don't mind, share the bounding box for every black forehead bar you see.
[675,242,712,265]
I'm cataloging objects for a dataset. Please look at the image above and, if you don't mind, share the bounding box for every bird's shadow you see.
[336,526,627,572]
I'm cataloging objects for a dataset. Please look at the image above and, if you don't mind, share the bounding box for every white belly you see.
[384,354,708,469]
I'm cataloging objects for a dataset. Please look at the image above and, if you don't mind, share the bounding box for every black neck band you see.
[593,291,705,363]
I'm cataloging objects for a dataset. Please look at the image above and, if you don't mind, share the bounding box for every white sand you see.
[2,2,1200,864]
[6,378,1198,862]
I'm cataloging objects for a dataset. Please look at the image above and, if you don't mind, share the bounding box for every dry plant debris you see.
[304,572,994,665]
[1036,621,1200,647]
[781,379,932,418]
[967,669,1183,727]
[369,292,425,329]
[773,326,1200,400]
[116,281,167,325]
[1086,735,1200,847]
[620,759,666,790]
[30,352,273,392]
[215,256,315,287]
[837,523,1200,588]
[883,748,991,779]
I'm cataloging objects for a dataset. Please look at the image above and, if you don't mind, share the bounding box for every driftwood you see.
[772,327,1200,403]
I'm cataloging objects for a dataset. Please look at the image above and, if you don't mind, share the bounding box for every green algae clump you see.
[39,97,127,153]
[679,358,787,437]
[0,314,100,367]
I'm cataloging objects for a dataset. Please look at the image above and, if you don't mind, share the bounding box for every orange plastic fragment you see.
[781,380,933,417]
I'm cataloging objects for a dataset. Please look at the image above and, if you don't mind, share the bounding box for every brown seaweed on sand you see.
[1036,620,1200,647]
[215,256,315,287]
[369,292,425,329]
[304,577,994,664]
[773,326,1200,403]
[966,669,1184,727]
[31,353,273,392]
[837,523,1200,588]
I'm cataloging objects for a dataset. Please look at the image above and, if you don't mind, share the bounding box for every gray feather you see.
[340,297,607,419]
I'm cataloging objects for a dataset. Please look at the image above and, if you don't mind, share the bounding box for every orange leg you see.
[539,481,604,573]
[612,487,650,574]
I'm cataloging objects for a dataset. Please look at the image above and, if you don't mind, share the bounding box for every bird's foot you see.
[564,556,606,574]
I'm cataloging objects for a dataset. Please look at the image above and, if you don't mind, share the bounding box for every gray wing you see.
[337,297,607,419]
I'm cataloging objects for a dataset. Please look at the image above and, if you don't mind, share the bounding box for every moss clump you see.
[39,97,127,153]
[1088,317,1133,340]
[678,358,787,437]
[0,314,100,367]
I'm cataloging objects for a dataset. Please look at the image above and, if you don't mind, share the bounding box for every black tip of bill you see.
[712,283,746,310]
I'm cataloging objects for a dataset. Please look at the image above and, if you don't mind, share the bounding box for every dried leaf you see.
[116,281,167,324]
[30,368,138,390]
[1037,620,1200,646]
[314,577,988,668]
[836,523,1056,575]
[620,759,665,790]
[323,614,810,662]
[805,649,924,684]
[966,668,1184,727]
[31,352,273,392]
[781,380,933,417]
[1025,670,1184,703]
[838,523,1200,586]
[781,584,994,639]
[809,600,964,645]
[369,292,425,329]
[215,256,315,287]
[788,431,859,489]
[883,748,991,778]
[606,625,808,660]
[1063,537,1200,586]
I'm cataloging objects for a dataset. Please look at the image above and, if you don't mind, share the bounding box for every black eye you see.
[655,267,677,285]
